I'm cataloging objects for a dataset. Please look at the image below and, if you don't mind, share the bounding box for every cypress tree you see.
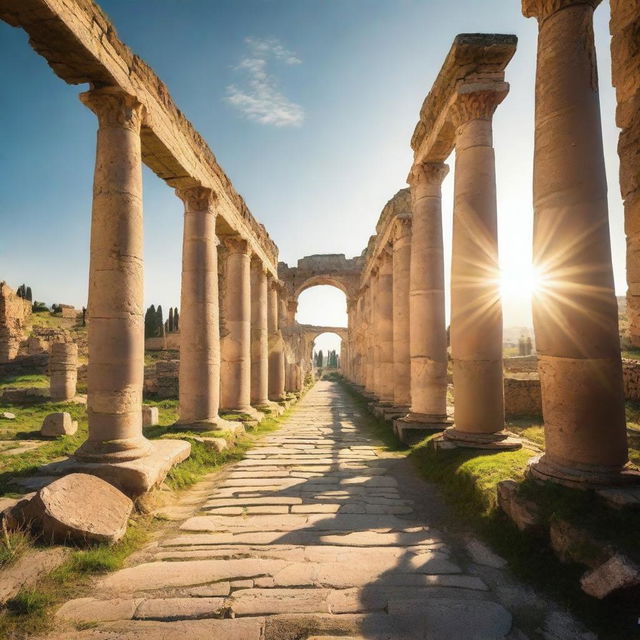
[156,305,164,337]
[168,307,174,333]
[26,286,32,302]
[174,308,179,332]
[144,305,156,339]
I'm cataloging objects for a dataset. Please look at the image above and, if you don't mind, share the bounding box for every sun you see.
[499,263,544,300]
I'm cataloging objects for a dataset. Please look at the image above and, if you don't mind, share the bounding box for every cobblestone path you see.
[48,381,522,639]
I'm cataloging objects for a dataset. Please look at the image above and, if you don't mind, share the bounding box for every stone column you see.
[444,88,519,450]
[395,163,450,442]
[220,236,257,417]
[377,249,395,405]
[174,186,231,431]
[392,215,412,409]
[268,278,286,401]
[368,271,379,397]
[250,258,270,407]
[76,87,150,462]
[50,342,77,401]
[524,0,633,485]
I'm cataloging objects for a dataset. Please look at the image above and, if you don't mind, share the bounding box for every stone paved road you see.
[47,381,523,639]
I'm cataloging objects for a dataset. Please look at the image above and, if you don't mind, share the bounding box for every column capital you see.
[175,185,217,212]
[449,86,508,129]
[221,235,250,255]
[408,162,449,188]
[79,87,145,131]
[250,255,269,274]
[522,0,600,22]
[393,213,412,242]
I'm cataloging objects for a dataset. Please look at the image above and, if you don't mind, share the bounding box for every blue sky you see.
[0,0,623,354]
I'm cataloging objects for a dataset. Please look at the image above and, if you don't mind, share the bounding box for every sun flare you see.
[499,263,545,300]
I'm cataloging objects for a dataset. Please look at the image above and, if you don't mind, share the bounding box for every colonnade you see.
[76,86,289,474]
[343,1,639,487]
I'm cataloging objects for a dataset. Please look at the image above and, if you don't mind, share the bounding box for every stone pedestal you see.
[444,88,520,452]
[220,237,262,420]
[524,0,635,485]
[174,186,233,432]
[49,342,77,401]
[76,88,151,463]
[398,162,451,432]
[250,259,270,408]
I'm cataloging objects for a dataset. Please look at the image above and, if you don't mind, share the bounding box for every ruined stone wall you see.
[611,1,640,345]
[503,355,539,374]
[622,358,640,401]
[504,376,542,419]
[0,282,32,363]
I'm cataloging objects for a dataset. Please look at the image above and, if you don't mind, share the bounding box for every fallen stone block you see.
[496,480,544,534]
[549,519,609,569]
[0,412,16,420]
[580,554,640,599]
[41,412,77,437]
[142,405,159,427]
[22,473,133,545]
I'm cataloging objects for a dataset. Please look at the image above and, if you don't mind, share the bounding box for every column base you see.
[74,435,153,463]
[254,401,285,416]
[443,427,522,451]
[221,405,265,423]
[172,415,242,434]
[527,454,640,489]
[393,415,452,445]
[47,439,192,497]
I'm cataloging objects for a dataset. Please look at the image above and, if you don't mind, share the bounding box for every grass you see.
[0,375,49,390]
[338,377,640,640]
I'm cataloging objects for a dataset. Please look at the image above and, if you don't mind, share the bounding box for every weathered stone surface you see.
[466,538,508,569]
[24,473,133,544]
[142,405,159,427]
[0,547,68,604]
[549,520,609,569]
[0,412,16,420]
[496,480,543,534]
[56,598,141,623]
[136,597,225,620]
[580,554,640,599]
[41,412,77,437]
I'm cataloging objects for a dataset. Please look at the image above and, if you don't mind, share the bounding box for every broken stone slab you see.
[549,519,610,569]
[0,547,69,604]
[20,473,133,545]
[496,480,544,534]
[596,486,640,510]
[466,538,508,569]
[56,597,142,623]
[39,439,191,497]
[580,554,640,599]
[41,412,77,437]
[142,405,159,427]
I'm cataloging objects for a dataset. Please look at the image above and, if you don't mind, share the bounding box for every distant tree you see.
[144,305,156,339]
[82,306,87,326]
[168,307,175,333]
[16,284,25,298]
[51,303,61,314]
[25,287,32,302]
[156,306,164,337]
[32,301,48,313]
[174,308,179,332]
[317,350,324,368]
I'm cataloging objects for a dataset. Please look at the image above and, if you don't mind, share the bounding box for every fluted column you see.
[268,278,286,401]
[220,236,254,415]
[402,163,450,426]
[524,0,633,485]
[174,186,231,430]
[76,87,150,462]
[392,215,412,409]
[377,249,395,404]
[250,258,269,407]
[444,87,518,450]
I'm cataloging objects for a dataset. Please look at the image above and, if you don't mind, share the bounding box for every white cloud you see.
[225,37,304,127]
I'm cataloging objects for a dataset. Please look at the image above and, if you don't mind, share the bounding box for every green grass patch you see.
[0,375,49,390]
[0,528,33,568]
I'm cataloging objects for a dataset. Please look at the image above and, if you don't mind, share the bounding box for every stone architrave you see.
[220,236,260,418]
[173,186,232,431]
[250,258,270,407]
[376,249,395,405]
[76,87,151,462]
[395,163,450,443]
[444,87,519,450]
[268,279,286,401]
[524,0,635,485]
[392,215,412,409]
[49,342,77,401]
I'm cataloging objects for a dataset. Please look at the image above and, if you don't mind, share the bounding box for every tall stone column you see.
[444,87,519,450]
[268,278,286,401]
[392,215,412,409]
[377,249,395,404]
[363,283,374,396]
[395,163,451,443]
[369,271,380,397]
[76,88,150,462]
[250,258,269,407]
[524,0,634,485]
[220,236,258,417]
[174,186,231,430]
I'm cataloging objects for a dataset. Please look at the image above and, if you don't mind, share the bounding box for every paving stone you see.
[56,597,141,622]
[229,588,331,615]
[135,597,225,620]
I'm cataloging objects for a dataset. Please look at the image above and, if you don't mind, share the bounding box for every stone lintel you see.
[39,440,191,498]
[411,34,517,163]
[0,0,279,274]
